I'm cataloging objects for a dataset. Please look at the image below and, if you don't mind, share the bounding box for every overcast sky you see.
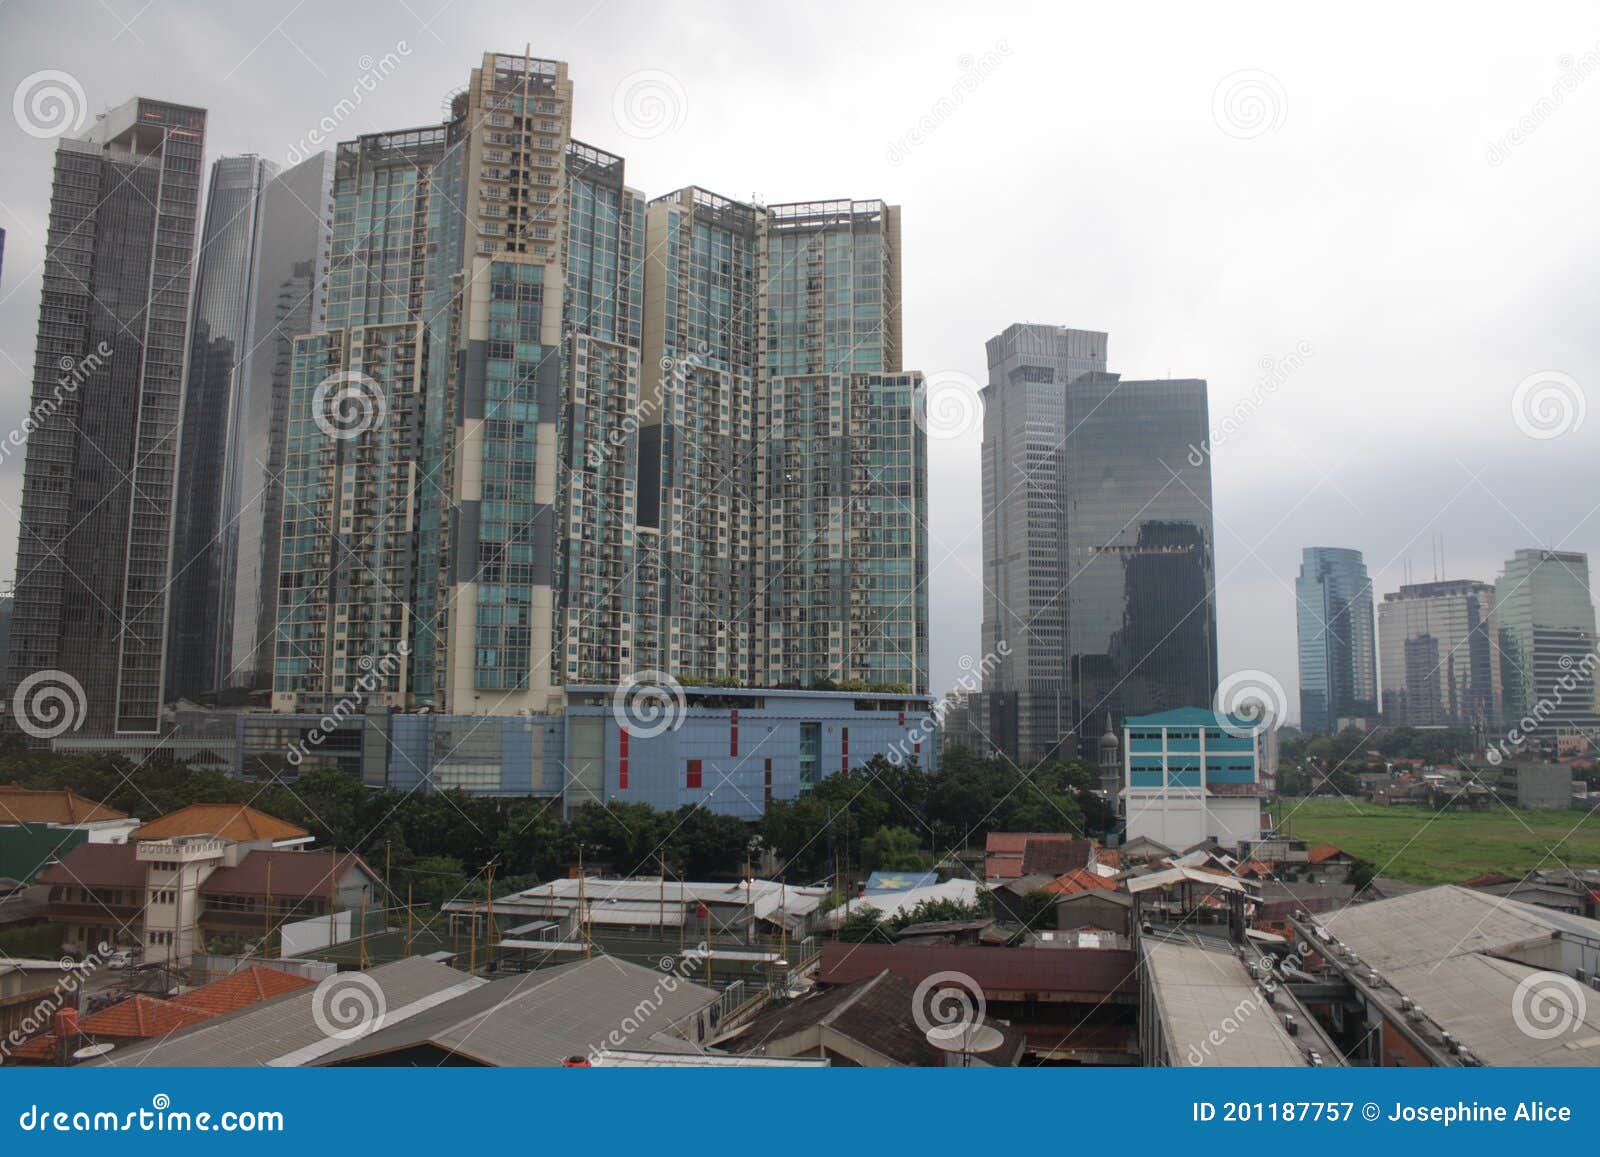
[1,0,1598,721]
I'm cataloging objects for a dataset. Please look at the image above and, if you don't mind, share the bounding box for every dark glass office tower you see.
[168,152,332,699]
[1062,373,1218,752]
[7,97,206,734]
[979,323,1107,764]
[1296,546,1378,733]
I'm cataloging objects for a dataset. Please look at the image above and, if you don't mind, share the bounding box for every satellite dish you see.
[72,1042,115,1060]
[926,1022,1004,1057]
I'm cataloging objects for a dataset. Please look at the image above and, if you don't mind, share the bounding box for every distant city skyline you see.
[3,3,1600,718]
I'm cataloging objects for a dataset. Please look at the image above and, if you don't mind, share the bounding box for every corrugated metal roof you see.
[818,942,1137,998]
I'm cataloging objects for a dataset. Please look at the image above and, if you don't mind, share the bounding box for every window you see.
[686,759,702,790]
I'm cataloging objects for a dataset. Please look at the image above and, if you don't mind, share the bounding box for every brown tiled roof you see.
[199,850,375,900]
[1021,838,1094,877]
[984,832,1082,879]
[818,942,1137,998]
[1306,843,1349,864]
[0,784,128,825]
[177,965,313,1015]
[34,842,143,889]
[724,969,1023,1065]
[1040,868,1120,896]
[7,967,308,1062]
[7,996,214,1060]
[132,804,307,844]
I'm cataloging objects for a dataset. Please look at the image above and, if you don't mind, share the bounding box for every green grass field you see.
[1277,798,1600,885]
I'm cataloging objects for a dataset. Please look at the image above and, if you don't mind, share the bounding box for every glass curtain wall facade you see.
[7,98,206,734]
[1295,546,1378,733]
[1062,374,1218,752]
[272,52,930,720]
[169,151,333,698]
[1377,579,1500,727]
[978,323,1107,764]
[1495,549,1600,736]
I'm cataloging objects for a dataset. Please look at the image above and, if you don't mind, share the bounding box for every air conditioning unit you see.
[1399,996,1415,1012]
[1589,976,1600,992]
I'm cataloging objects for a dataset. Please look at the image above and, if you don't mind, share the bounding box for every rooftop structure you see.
[1304,885,1600,1066]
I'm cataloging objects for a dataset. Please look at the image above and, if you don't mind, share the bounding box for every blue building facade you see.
[1123,707,1263,851]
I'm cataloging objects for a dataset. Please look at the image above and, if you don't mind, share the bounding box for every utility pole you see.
[406,881,414,954]
[264,859,272,958]
[486,863,496,971]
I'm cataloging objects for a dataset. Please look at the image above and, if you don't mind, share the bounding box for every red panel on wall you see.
[619,728,629,791]
[687,758,702,790]
[730,709,739,757]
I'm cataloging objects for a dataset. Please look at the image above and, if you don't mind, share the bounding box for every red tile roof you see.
[175,965,314,1015]
[1041,868,1120,896]
[7,996,213,1060]
[6,965,309,1062]
[984,832,1084,879]
[199,850,376,900]
[818,942,1137,998]
[34,842,144,890]
[0,785,128,825]
[1306,843,1349,864]
[132,804,308,844]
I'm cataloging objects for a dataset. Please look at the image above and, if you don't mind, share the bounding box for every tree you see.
[860,825,926,872]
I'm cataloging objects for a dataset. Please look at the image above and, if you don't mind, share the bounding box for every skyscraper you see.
[978,323,1107,764]
[1378,579,1500,727]
[7,97,206,734]
[1063,372,1218,750]
[168,151,332,698]
[1295,547,1378,733]
[272,51,928,720]
[1495,549,1600,738]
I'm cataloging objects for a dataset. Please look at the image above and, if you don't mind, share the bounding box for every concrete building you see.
[1296,547,1379,733]
[1495,549,1600,743]
[53,685,936,817]
[271,51,928,724]
[1123,708,1264,851]
[1378,580,1501,728]
[1505,762,1580,810]
[7,97,207,734]
[35,804,374,966]
[1140,936,1333,1066]
[978,324,1107,765]
[1302,886,1600,1066]
[0,786,138,882]
[168,152,333,697]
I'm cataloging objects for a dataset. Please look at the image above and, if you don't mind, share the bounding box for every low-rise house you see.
[35,804,377,965]
[817,941,1139,1064]
[717,968,1025,1066]
[5,964,312,1065]
[0,786,138,883]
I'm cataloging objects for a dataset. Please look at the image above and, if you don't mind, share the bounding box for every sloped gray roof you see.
[317,955,718,1067]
